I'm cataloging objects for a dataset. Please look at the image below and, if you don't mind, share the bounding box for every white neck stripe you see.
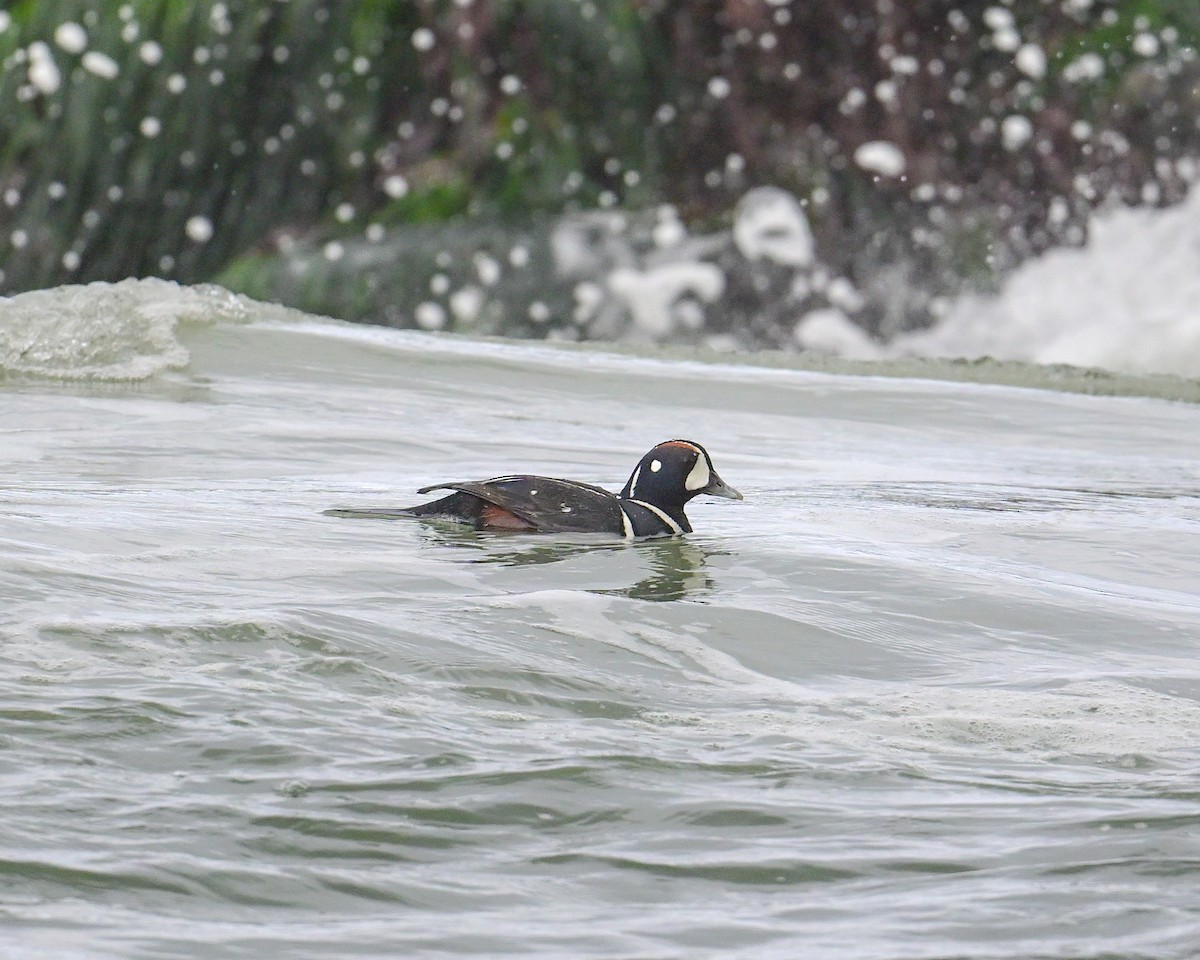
[627,464,642,498]
[618,507,634,539]
[627,498,683,535]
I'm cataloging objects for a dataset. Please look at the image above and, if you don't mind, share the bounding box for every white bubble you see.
[412,28,436,52]
[54,22,88,55]
[874,79,897,104]
[499,74,521,95]
[365,223,384,243]
[210,4,231,32]
[992,27,1020,53]
[983,7,1014,30]
[335,203,355,223]
[27,42,62,95]
[139,41,163,65]
[383,174,409,199]
[1063,52,1105,83]
[323,241,345,261]
[509,244,530,268]
[82,51,120,79]
[449,286,484,324]
[430,273,451,295]
[707,76,731,99]
[140,116,161,137]
[415,301,447,330]
[853,141,906,177]
[62,250,81,271]
[653,207,686,248]
[529,301,550,323]
[1015,43,1046,79]
[1001,114,1033,151]
[185,216,214,243]
[1132,33,1160,58]
[10,229,28,249]
[840,87,867,114]
[474,254,501,286]
[167,73,187,94]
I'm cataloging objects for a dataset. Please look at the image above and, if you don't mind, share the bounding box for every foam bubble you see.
[854,141,906,177]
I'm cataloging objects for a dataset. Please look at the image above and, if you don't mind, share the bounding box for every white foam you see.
[647,681,1200,766]
[733,187,815,267]
[607,262,724,339]
[854,141,906,177]
[0,278,250,380]
[897,190,1200,377]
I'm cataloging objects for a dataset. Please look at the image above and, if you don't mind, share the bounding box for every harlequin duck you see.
[324,439,742,537]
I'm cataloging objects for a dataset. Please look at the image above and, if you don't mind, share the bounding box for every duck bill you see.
[701,473,743,501]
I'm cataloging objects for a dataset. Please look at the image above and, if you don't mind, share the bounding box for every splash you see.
[0,278,250,381]
[895,189,1200,377]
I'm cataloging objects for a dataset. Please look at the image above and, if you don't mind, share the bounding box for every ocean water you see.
[2,280,1199,959]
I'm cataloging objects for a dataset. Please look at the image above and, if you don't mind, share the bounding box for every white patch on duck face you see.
[684,452,710,491]
[530,489,538,496]
[561,504,572,513]
[650,459,662,473]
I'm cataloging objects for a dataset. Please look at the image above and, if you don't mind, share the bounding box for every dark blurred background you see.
[2,0,1197,347]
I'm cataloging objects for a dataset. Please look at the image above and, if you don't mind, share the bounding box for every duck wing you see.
[416,476,625,534]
